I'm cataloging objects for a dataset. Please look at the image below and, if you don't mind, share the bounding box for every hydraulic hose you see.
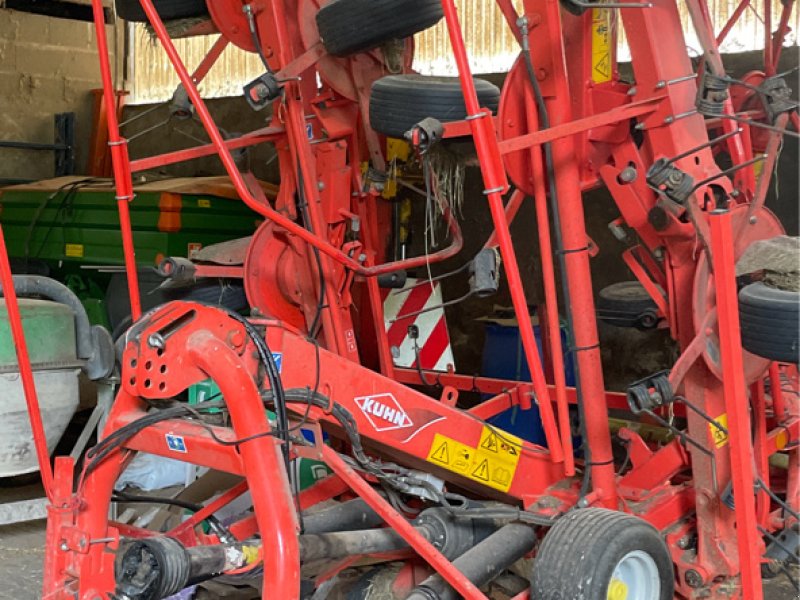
[518,18,593,498]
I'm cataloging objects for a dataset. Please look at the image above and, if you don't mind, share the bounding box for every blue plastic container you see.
[481,320,576,446]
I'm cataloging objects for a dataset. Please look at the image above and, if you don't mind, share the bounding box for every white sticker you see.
[355,393,413,432]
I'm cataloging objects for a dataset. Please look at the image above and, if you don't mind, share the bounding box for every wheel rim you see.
[606,550,661,600]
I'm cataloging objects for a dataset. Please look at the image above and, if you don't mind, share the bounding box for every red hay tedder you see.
[2,0,798,597]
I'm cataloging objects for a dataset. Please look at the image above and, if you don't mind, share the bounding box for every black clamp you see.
[627,370,673,414]
[469,248,500,298]
[695,72,730,117]
[646,158,694,204]
[760,75,797,123]
[243,73,282,110]
[406,117,444,154]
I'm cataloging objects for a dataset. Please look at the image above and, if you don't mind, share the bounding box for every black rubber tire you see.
[532,508,674,600]
[369,75,501,138]
[106,272,248,336]
[597,281,660,330]
[115,0,207,22]
[739,281,799,363]
[316,0,443,57]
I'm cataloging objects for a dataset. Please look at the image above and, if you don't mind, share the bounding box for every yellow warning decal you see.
[197,198,211,208]
[709,413,729,448]
[426,426,522,493]
[65,243,84,258]
[591,7,612,83]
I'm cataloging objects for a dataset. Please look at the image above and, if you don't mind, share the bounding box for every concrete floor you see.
[0,512,796,599]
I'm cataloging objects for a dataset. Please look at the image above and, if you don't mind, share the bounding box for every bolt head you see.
[148,333,165,349]
[619,166,638,183]
[685,569,704,588]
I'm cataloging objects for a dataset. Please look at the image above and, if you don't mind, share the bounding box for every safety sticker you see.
[271,352,283,373]
[65,243,84,258]
[166,433,187,453]
[426,426,522,493]
[197,198,211,208]
[591,7,612,83]
[709,413,728,448]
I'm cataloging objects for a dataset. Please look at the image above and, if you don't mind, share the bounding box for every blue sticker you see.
[166,434,187,453]
[272,352,283,372]
[306,123,314,140]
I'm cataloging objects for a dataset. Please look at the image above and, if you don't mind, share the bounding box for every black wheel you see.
[369,75,501,138]
[532,508,674,600]
[316,0,442,57]
[115,0,208,22]
[164,279,248,312]
[739,281,799,363]
[106,272,248,336]
[597,281,661,330]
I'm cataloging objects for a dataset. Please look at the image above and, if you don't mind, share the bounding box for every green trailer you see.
[0,176,271,329]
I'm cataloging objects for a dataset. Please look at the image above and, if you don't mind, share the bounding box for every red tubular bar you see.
[497,95,664,156]
[707,208,763,600]
[524,86,575,474]
[129,126,285,173]
[716,0,751,45]
[191,35,229,85]
[439,0,565,464]
[187,333,301,597]
[484,188,526,249]
[533,0,617,505]
[322,446,487,599]
[92,0,142,320]
[771,0,794,72]
[0,225,54,499]
[118,0,461,279]
[769,362,786,419]
[684,0,750,173]
[764,0,773,76]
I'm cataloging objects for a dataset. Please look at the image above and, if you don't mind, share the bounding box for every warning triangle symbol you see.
[431,441,449,464]
[594,53,611,79]
[472,459,490,481]
[481,433,498,453]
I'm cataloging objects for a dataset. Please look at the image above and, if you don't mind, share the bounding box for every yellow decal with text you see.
[426,426,522,492]
[197,198,211,208]
[591,8,612,83]
[709,413,729,448]
[65,243,84,258]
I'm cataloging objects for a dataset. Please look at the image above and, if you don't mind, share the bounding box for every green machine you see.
[0,299,80,477]
[0,176,269,329]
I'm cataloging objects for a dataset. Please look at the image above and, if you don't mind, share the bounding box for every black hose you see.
[518,19,593,498]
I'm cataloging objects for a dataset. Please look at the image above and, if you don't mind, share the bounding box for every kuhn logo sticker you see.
[355,393,413,432]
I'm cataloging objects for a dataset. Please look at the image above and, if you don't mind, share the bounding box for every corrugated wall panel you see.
[129,2,797,103]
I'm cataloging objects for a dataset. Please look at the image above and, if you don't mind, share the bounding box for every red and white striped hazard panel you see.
[383,278,455,372]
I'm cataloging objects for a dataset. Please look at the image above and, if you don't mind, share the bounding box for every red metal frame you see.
[0,0,793,598]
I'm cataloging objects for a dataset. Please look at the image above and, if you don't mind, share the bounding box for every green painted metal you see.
[0,299,77,368]
[189,378,332,489]
[0,185,260,269]
[0,179,261,327]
